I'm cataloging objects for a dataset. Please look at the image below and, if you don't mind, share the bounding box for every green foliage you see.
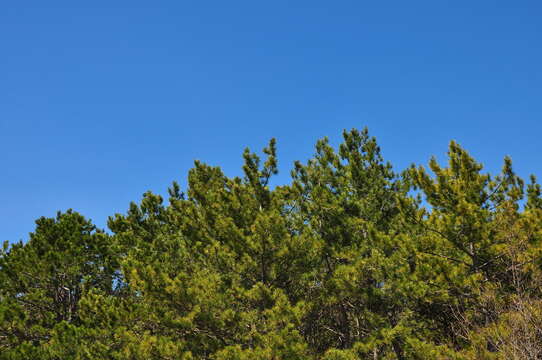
[2,128,542,359]
[0,210,118,358]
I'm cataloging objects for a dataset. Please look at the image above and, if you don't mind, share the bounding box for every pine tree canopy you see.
[2,128,542,359]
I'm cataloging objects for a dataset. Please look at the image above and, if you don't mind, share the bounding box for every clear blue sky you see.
[2,1,541,242]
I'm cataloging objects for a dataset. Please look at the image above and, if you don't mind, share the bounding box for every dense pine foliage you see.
[2,128,542,359]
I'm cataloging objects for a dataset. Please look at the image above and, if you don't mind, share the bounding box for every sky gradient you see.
[2,1,541,242]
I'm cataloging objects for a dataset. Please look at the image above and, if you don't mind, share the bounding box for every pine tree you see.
[0,210,118,359]
[2,128,542,359]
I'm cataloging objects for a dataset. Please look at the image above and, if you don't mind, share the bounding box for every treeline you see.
[2,128,542,359]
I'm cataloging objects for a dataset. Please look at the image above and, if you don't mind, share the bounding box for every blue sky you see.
[1,1,541,242]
